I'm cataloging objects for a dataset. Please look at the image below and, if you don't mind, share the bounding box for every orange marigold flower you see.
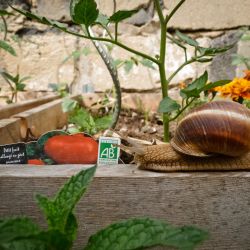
[214,77,250,100]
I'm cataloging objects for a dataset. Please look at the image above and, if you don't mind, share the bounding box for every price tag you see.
[98,137,120,165]
[0,143,27,164]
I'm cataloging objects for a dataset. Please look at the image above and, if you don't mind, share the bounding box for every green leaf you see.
[140,59,156,69]
[1,239,47,250]
[0,71,16,83]
[64,213,78,242]
[180,71,208,99]
[95,13,109,27]
[109,9,139,23]
[203,80,231,91]
[10,5,68,31]
[0,40,16,56]
[113,59,123,67]
[1,230,72,250]
[69,108,97,134]
[176,31,199,47]
[196,58,213,63]
[36,166,96,233]
[34,230,72,250]
[241,33,250,41]
[0,10,14,16]
[84,218,208,250]
[124,60,134,73]
[198,44,235,56]
[16,83,26,91]
[94,115,113,131]
[62,98,78,112]
[0,217,41,244]
[158,96,181,113]
[70,0,99,26]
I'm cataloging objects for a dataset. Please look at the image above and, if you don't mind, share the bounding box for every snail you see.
[124,101,250,172]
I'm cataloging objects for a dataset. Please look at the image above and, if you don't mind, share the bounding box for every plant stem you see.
[165,0,186,25]
[167,58,195,83]
[154,0,170,142]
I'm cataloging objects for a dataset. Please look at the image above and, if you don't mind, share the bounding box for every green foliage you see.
[85,218,207,250]
[70,0,99,27]
[158,96,181,113]
[0,8,29,103]
[62,98,113,135]
[109,10,139,23]
[0,40,16,56]
[8,0,235,141]
[231,30,250,69]
[0,166,207,250]
[159,71,231,119]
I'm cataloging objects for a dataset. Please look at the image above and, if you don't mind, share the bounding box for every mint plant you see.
[0,166,208,249]
[9,0,233,141]
[62,97,113,135]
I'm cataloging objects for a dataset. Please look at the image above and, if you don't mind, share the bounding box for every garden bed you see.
[1,164,250,249]
[1,95,250,249]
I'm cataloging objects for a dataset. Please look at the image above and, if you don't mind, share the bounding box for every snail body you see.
[131,101,250,171]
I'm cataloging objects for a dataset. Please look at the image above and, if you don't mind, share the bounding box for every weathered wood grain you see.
[0,164,250,249]
[0,118,22,144]
[0,95,59,119]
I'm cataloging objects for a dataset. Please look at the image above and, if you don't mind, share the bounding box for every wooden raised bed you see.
[0,165,250,249]
[1,97,250,249]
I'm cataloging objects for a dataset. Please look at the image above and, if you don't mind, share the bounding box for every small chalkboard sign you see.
[0,143,27,164]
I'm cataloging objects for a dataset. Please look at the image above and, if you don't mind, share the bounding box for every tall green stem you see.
[154,0,169,142]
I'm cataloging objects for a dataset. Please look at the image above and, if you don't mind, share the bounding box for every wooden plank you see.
[12,98,68,139]
[0,95,60,119]
[0,164,250,249]
[0,118,22,144]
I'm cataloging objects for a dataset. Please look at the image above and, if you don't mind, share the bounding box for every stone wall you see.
[0,0,249,100]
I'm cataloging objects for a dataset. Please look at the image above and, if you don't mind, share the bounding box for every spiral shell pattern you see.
[171,101,250,157]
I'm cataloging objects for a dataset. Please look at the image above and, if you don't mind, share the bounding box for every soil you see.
[115,109,177,164]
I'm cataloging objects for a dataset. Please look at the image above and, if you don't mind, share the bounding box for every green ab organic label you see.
[98,137,120,165]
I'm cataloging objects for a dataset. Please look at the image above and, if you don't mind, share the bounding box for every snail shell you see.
[171,101,250,157]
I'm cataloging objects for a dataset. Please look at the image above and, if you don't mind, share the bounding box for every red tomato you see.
[28,159,45,165]
[44,134,98,164]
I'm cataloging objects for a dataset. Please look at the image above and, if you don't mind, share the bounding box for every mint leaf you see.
[36,166,96,234]
[94,115,113,131]
[1,230,72,250]
[109,9,139,23]
[62,98,78,112]
[1,239,47,250]
[70,0,99,26]
[65,213,78,242]
[158,96,180,113]
[84,218,208,250]
[0,217,41,244]
[0,40,16,56]
[176,31,199,47]
[69,108,97,134]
